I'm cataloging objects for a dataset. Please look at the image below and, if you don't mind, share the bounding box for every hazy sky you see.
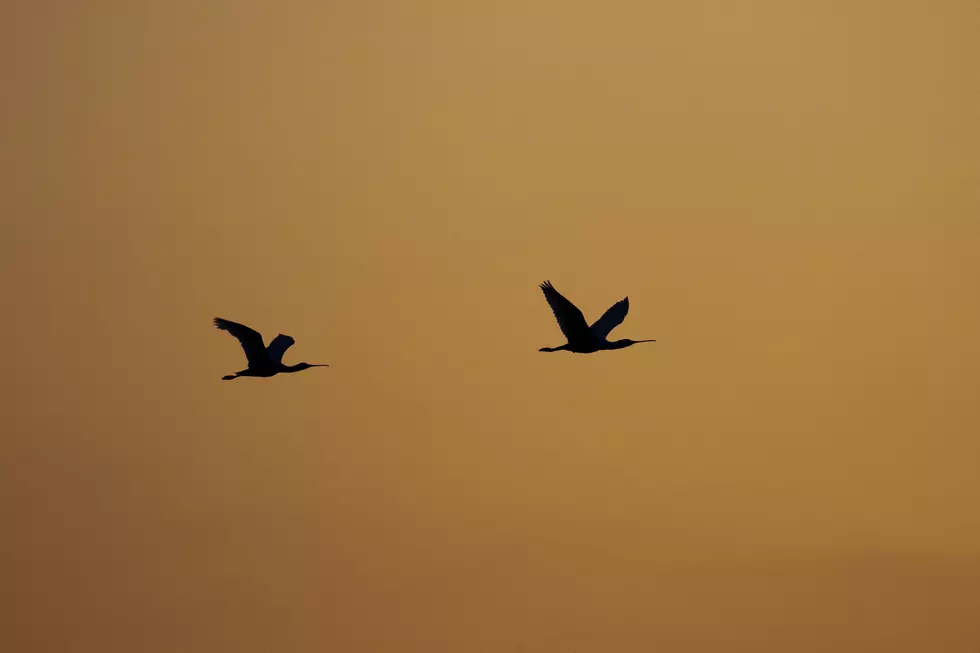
[4,1,980,651]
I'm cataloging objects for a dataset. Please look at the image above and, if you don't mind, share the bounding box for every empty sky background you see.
[3,1,980,651]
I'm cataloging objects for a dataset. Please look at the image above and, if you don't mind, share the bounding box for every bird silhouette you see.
[538,281,656,353]
[213,317,329,380]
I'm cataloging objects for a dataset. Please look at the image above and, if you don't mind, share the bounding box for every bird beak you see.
[635,339,656,343]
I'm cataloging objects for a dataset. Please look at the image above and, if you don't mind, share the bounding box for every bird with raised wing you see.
[538,281,655,353]
[213,317,329,380]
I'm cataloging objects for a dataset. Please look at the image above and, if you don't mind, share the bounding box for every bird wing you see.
[265,334,296,364]
[590,297,629,340]
[213,318,267,367]
[539,281,591,342]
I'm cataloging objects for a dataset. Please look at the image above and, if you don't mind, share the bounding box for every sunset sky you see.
[4,1,980,651]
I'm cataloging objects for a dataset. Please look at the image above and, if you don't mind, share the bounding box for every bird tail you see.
[221,374,237,380]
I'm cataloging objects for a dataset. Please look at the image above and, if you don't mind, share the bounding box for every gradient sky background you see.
[4,1,980,651]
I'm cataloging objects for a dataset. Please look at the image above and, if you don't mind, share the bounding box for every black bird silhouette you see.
[213,317,329,380]
[538,281,656,353]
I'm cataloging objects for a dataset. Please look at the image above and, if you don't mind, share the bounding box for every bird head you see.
[289,362,330,372]
[612,338,656,349]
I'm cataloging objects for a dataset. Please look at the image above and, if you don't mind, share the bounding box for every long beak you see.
[635,339,656,343]
[311,364,330,367]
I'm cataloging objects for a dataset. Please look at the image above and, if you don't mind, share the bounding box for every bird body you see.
[538,281,655,353]
[213,317,328,380]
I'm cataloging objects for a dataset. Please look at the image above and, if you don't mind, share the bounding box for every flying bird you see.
[213,317,329,380]
[538,281,655,353]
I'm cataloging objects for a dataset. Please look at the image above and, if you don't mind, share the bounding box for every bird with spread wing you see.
[213,318,329,380]
[538,281,655,353]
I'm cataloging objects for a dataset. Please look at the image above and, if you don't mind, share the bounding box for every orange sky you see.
[4,1,980,651]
